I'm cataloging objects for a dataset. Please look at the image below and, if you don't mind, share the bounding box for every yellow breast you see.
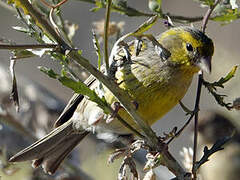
[103,61,196,132]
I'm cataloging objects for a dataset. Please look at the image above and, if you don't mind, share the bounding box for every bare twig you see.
[192,72,204,180]
[192,1,221,179]
[40,0,68,9]
[167,113,195,145]
[74,0,217,23]
[15,0,70,49]
[201,0,220,33]
[0,44,57,50]
[194,136,231,171]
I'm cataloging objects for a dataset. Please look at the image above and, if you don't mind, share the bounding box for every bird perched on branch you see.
[9,26,214,175]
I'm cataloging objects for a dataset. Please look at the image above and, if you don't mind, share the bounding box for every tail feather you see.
[40,132,89,174]
[9,120,89,174]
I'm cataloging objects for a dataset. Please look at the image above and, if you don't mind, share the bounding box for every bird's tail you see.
[9,120,89,174]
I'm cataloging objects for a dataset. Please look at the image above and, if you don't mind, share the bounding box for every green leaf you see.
[12,49,49,60]
[212,65,238,87]
[12,26,30,33]
[39,66,110,114]
[203,66,238,110]
[132,15,158,36]
[11,49,36,59]
[213,10,240,22]
[77,49,82,55]
[28,48,49,57]
[39,66,58,79]
[59,76,109,113]
[90,0,104,12]
[195,0,215,6]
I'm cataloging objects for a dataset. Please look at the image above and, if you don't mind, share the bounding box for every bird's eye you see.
[186,43,193,51]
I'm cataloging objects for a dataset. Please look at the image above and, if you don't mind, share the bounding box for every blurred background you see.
[0,0,240,179]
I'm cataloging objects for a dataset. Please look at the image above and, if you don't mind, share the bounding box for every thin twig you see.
[40,0,68,9]
[0,44,57,50]
[192,1,221,179]
[74,0,211,23]
[201,0,220,33]
[163,14,203,23]
[167,113,195,145]
[192,72,203,180]
[16,0,70,49]
[104,0,112,73]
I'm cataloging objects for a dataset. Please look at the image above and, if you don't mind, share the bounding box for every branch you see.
[192,1,221,179]
[0,44,57,50]
[74,0,217,23]
[13,0,70,49]
[192,72,204,179]
[202,0,221,33]
[194,136,231,171]
[203,65,238,110]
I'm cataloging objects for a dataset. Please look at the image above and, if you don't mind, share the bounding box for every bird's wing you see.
[54,34,171,128]
[54,75,96,127]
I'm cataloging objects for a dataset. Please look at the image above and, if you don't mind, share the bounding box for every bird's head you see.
[159,26,214,73]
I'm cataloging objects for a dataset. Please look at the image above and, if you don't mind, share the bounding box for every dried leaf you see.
[9,59,19,112]
[64,21,79,40]
[230,0,238,9]
[92,29,102,70]
[143,169,156,180]
[108,148,127,164]
[11,49,36,60]
[12,26,29,33]
[233,97,240,110]
[118,157,138,180]
[39,66,110,114]
[144,153,162,171]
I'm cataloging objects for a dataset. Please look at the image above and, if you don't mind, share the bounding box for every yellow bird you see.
[10,26,214,174]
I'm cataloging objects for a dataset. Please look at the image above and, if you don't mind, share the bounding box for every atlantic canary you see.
[9,26,214,174]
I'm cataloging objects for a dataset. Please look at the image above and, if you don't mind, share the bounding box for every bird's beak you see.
[196,56,212,73]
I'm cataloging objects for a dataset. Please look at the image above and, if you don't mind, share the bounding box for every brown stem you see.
[192,72,203,180]
[201,0,221,33]
[192,1,221,179]
[167,113,195,145]
[0,44,57,50]
[40,0,68,9]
